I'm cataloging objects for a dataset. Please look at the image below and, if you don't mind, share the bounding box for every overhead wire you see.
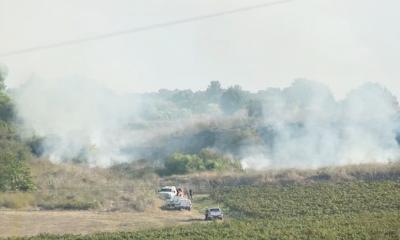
[0,0,293,57]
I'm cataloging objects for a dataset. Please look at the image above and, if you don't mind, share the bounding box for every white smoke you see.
[14,76,145,166]
[242,80,400,169]
[13,76,400,169]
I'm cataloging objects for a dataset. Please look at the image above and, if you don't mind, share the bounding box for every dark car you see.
[205,207,223,220]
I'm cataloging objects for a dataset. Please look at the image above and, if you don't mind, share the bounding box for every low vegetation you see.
[161,149,242,176]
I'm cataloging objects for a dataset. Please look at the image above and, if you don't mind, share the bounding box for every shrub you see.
[0,137,35,192]
[37,200,98,210]
[163,149,242,175]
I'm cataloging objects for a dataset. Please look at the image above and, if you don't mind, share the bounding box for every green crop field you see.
[211,181,400,219]
[13,212,399,240]
[7,180,400,240]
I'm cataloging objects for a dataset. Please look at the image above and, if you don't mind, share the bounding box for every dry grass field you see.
[0,200,204,238]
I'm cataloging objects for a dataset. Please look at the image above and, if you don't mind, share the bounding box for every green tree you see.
[0,65,6,91]
[0,66,14,122]
[206,81,223,103]
[247,99,264,118]
[220,85,248,115]
[0,139,35,191]
[164,153,192,175]
[0,92,14,122]
[0,69,35,192]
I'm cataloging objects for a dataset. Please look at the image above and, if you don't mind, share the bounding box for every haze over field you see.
[1,0,400,98]
[1,0,400,169]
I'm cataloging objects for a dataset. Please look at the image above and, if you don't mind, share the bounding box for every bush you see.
[0,137,35,192]
[163,149,242,175]
[0,69,35,192]
[0,92,14,123]
[37,200,98,210]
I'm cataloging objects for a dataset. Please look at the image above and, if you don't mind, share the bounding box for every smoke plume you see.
[13,77,400,169]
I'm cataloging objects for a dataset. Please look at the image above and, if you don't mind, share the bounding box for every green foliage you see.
[37,200,98,210]
[246,99,263,118]
[0,92,14,122]
[0,72,35,192]
[0,65,6,91]
[220,85,249,114]
[206,81,223,103]
[163,149,242,175]
[0,66,14,122]
[164,153,199,174]
[0,149,35,191]
[0,126,35,192]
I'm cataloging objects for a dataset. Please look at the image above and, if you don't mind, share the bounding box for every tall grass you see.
[162,162,400,193]
[7,159,160,211]
[0,192,35,209]
[2,158,159,210]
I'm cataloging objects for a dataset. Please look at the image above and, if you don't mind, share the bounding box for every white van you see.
[159,186,177,199]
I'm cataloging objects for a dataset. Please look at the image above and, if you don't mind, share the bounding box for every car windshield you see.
[160,188,172,192]
[210,208,221,212]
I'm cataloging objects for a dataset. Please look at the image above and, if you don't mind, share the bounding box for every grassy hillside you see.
[0,160,158,211]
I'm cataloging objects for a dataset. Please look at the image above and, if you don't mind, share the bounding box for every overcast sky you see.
[0,0,399,98]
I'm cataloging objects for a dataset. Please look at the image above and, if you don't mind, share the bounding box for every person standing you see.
[189,189,193,199]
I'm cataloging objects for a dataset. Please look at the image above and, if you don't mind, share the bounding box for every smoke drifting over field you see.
[15,77,143,166]
[242,80,400,168]
[14,78,400,168]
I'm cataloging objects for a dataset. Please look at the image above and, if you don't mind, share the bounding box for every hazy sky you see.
[0,0,399,98]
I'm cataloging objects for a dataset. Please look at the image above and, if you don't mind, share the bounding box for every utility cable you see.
[0,0,293,57]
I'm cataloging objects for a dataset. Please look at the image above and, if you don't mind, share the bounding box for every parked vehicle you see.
[159,186,177,199]
[165,196,192,211]
[205,207,223,220]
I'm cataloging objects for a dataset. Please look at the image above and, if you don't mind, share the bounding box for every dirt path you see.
[0,207,203,238]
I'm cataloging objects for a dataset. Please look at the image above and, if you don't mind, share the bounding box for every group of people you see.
[176,188,193,199]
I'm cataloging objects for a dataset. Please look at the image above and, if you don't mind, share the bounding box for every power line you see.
[0,0,293,58]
